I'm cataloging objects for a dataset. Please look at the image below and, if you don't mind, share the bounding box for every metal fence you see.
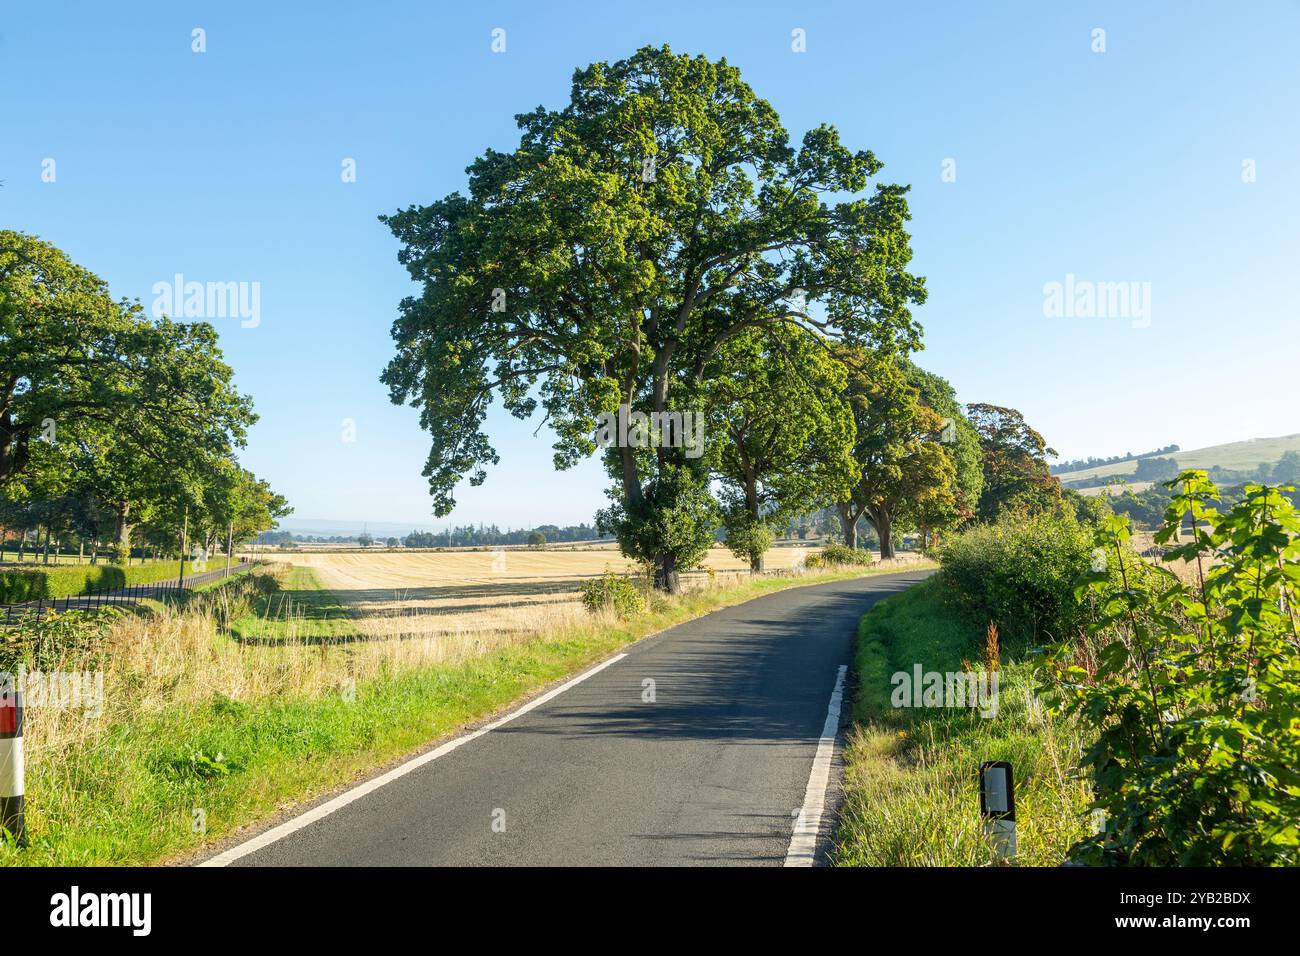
[1,562,257,626]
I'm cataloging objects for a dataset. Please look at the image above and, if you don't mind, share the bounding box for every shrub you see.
[0,609,121,672]
[1040,472,1300,865]
[0,561,189,604]
[936,510,1099,643]
[579,571,647,619]
[807,542,874,568]
[721,513,773,569]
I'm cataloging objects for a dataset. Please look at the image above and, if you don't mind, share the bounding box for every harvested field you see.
[251,545,830,638]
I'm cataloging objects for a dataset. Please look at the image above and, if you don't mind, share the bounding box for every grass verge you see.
[2,560,931,866]
[833,577,1091,866]
[226,566,355,641]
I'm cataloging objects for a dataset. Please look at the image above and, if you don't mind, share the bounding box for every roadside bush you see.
[1040,472,1300,865]
[0,561,188,604]
[579,571,647,619]
[807,543,874,568]
[0,609,121,672]
[937,510,1099,643]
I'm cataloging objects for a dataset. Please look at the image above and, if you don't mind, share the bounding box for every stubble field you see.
[249,544,826,638]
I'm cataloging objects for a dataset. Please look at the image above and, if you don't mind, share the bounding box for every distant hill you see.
[1059,433,1300,489]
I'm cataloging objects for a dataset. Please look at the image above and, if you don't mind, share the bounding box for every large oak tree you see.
[382,46,925,590]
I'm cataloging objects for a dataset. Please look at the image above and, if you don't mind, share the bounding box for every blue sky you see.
[4,2,1298,530]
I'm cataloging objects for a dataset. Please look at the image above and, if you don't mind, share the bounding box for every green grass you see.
[187,563,261,594]
[0,559,192,603]
[834,578,1091,866]
[1,562,929,866]
[227,566,356,640]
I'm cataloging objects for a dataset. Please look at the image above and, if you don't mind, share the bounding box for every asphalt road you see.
[219,568,933,867]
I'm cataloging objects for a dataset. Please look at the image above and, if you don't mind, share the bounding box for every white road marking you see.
[199,652,629,866]
[785,663,846,867]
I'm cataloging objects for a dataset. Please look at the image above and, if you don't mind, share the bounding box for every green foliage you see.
[156,749,244,781]
[380,45,925,587]
[1111,484,1173,530]
[597,463,718,586]
[807,542,874,568]
[1,232,287,573]
[721,511,774,569]
[0,560,187,603]
[1040,471,1300,865]
[0,609,120,673]
[967,403,1061,520]
[937,510,1099,643]
[836,349,957,556]
[902,360,983,519]
[579,571,648,618]
[709,325,856,566]
[1132,455,1179,482]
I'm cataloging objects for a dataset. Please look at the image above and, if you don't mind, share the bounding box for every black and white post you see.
[0,680,24,847]
[979,760,1015,862]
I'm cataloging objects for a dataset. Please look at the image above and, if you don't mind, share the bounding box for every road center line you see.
[784,663,847,867]
[199,652,629,867]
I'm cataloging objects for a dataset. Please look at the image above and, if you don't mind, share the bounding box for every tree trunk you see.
[746,475,764,573]
[179,505,189,588]
[836,502,859,549]
[653,551,680,594]
[869,506,895,560]
[113,501,131,563]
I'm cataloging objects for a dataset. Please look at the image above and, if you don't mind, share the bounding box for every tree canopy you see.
[382,45,925,589]
[0,231,286,564]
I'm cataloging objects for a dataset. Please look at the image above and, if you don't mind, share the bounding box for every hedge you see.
[935,511,1096,644]
[0,561,187,604]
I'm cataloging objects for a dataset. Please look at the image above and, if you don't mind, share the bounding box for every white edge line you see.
[784,663,847,867]
[198,652,629,867]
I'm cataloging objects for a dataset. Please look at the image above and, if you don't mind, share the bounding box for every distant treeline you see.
[401,523,610,548]
[1051,444,1180,475]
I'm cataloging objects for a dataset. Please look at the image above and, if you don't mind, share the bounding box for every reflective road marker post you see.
[979,760,1015,862]
[0,684,23,846]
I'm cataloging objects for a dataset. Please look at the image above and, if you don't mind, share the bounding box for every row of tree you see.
[379,46,1065,589]
[0,231,289,567]
[400,522,609,549]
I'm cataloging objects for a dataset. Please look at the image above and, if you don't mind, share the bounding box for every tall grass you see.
[835,579,1091,866]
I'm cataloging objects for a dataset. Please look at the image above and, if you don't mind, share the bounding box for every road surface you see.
[208,568,933,867]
